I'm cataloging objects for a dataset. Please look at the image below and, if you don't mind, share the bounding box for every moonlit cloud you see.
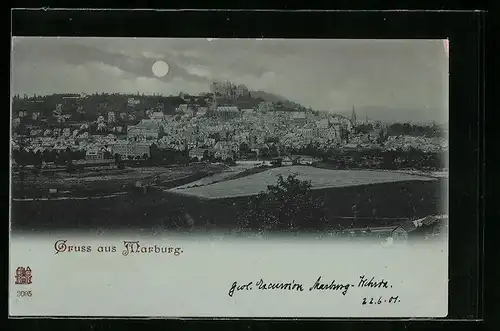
[184,65,212,78]
[11,37,448,123]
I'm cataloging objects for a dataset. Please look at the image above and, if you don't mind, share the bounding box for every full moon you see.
[152,60,170,77]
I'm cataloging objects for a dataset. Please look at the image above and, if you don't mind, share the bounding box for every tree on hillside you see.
[265,137,280,144]
[340,126,350,142]
[224,157,236,166]
[202,149,210,161]
[377,128,388,145]
[268,144,279,157]
[209,132,221,141]
[236,174,327,233]
[259,145,270,158]
[239,142,250,153]
[355,123,373,134]
[381,151,396,169]
[66,160,77,173]
[402,123,412,134]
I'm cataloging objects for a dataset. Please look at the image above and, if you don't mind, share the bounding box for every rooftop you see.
[217,106,239,112]
[293,112,307,119]
[128,119,162,130]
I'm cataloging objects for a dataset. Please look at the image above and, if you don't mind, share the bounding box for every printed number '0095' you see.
[17,290,32,297]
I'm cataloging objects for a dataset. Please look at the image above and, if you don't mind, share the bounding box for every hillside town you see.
[11,81,448,173]
[11,81,448,240]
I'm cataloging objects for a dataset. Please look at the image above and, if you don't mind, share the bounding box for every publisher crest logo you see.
[15,266,32,285]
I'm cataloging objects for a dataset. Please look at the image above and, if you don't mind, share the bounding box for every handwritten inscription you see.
[358,275,390,288]
[362,296,400,305]
[228,279,304,297]
[228,275,399,305]
[309,276,351,295]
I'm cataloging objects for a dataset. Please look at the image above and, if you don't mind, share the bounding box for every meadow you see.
[11,178,446,233]
[11,164,225,198]
[170,165,437,199]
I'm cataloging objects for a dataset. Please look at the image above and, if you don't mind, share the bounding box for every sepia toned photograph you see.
[10,37,449,317]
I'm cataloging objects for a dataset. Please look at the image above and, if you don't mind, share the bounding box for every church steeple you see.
[351,105,357,126]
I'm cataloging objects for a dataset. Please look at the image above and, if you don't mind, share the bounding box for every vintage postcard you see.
[9,38,449,318]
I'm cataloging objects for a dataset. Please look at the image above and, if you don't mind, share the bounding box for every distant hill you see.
[250,91,288,103]
[333,106,448,125]
[250,90,303,109]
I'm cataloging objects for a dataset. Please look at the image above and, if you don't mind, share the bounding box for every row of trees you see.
[148,145,190,165]
[12,145,444,173]
[236,172,444,235]
[148,145,237,166]
[386,122,444,137]
[353,122,444,139]
[207,140,444,170]
[282,143,445,170]
[238,142,281,159]
[321,148,445,170]
[13,92,272,125]
[12,147,89,167]
[12,94,189,118]
[12,144,238,171]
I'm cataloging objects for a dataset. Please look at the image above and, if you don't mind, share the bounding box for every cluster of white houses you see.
[127,119,164,140]
[84,140,153,161]
[18,95,365,163]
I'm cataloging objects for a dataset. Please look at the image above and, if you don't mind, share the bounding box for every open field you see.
[11,178,446,233]
[172,169,242,190]
[10,164,446,233]
[11,164,226,198]
[170,165,437,199]
[198,179,447,230]
[171,164,269,190]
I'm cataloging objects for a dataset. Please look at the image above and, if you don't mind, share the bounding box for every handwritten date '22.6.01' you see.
[362,296,400,305]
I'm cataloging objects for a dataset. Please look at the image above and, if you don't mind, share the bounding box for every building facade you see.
[112,141,152,158]
[258,101,274,113]
[127,119,163,140]
[85,149,105,161]
[215,106,240,120]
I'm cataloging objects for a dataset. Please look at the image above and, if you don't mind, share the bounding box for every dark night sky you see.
[11,38,449,123]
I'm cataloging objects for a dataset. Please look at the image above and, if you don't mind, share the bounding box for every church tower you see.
[351,105,357,125]
[350,105,357,133]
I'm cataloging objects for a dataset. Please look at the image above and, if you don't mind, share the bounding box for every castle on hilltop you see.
[210,81,250,101]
